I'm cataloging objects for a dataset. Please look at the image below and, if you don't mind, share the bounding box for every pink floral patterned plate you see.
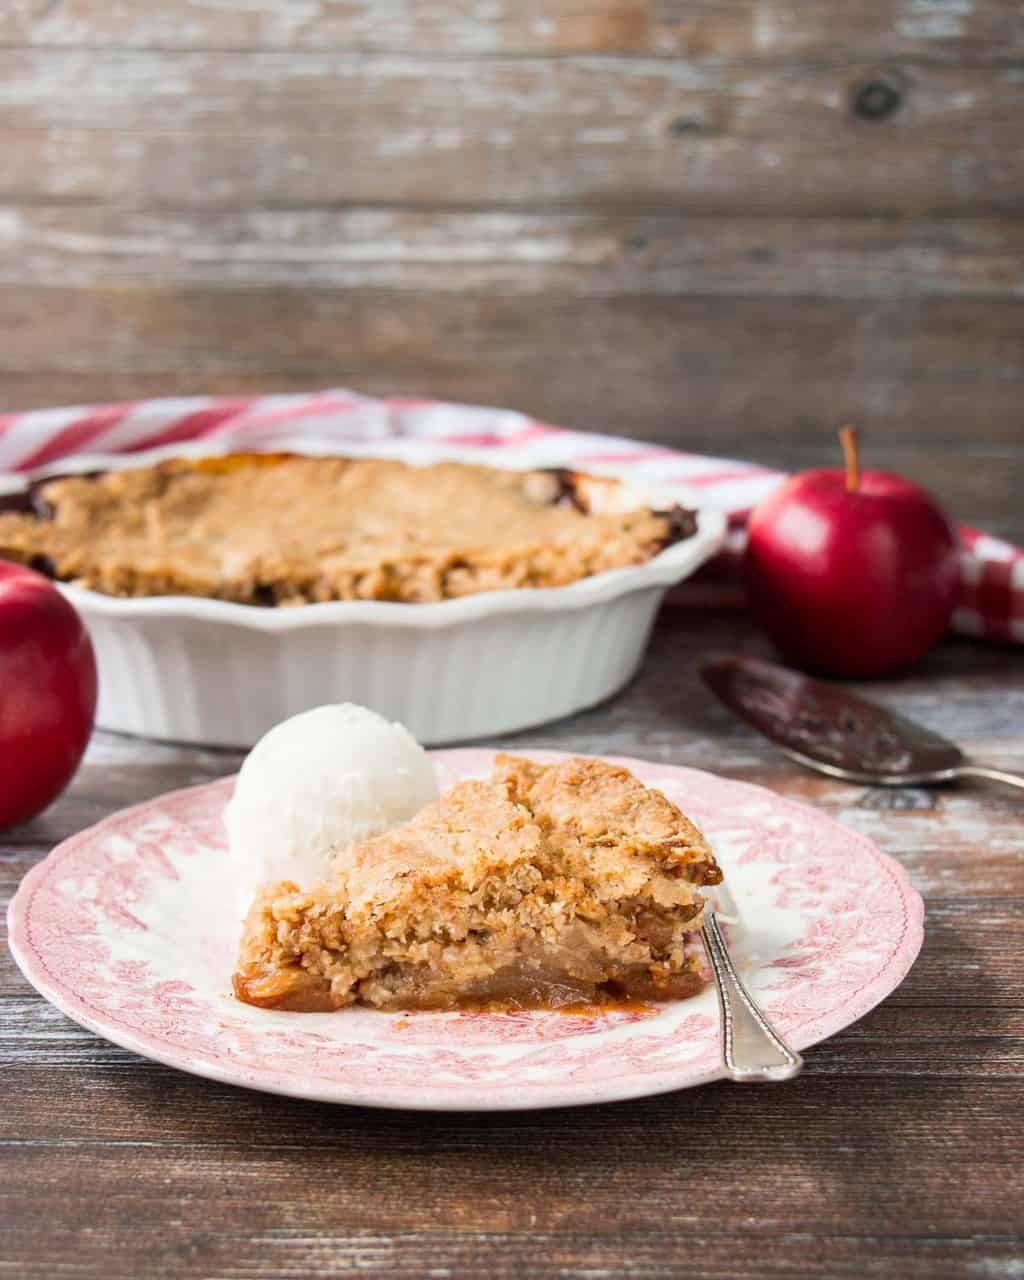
[7,750,923,1110]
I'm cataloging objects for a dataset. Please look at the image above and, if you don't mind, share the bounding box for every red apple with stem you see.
[745,427,961,677]
[0,561,97,829]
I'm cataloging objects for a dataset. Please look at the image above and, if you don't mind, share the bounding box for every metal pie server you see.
[701,655,1024,792]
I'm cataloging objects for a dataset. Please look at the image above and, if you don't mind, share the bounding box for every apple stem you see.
[839,425,860,493]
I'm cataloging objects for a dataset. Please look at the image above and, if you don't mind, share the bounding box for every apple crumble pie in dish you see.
[234,754,723,1012]
[0,442,725,745]
[0,453,695,605]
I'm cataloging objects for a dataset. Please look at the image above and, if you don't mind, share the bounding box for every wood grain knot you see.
[668,117,707,137]
[852,78,904,121]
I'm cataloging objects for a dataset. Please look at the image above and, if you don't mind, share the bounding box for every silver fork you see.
[701,912,803,1082]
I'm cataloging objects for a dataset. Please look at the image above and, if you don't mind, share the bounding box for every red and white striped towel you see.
[0,389,1019,644]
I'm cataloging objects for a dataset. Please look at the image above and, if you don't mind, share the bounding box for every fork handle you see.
[701,913,803,1083]
[956,763,1024,793]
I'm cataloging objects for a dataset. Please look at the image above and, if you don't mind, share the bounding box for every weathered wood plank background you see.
[1,0,1022,540]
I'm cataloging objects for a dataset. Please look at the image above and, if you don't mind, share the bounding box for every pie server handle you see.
[955,763,1024,793]
[701,912,804,1083]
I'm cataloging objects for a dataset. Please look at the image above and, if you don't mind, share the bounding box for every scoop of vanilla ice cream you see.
[226,703,439,917]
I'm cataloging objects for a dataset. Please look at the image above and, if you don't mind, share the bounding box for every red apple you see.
[745,428,960,677]
[0,561,97,829]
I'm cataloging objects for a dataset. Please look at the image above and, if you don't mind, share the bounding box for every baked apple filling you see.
[234,755,721,1012]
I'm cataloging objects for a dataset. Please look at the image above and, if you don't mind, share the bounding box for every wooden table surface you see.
[3,606,1022,1279]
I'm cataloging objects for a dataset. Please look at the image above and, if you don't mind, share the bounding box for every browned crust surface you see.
[0,453,687,604]
[233,754,721,1012]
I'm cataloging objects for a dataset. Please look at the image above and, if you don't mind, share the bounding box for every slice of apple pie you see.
[233,754,722,1011]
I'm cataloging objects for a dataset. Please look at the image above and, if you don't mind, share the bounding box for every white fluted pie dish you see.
[1,440,725,746]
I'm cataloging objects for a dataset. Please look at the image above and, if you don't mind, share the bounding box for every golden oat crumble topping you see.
[0,453,692,604]
[233,755,722,1012]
